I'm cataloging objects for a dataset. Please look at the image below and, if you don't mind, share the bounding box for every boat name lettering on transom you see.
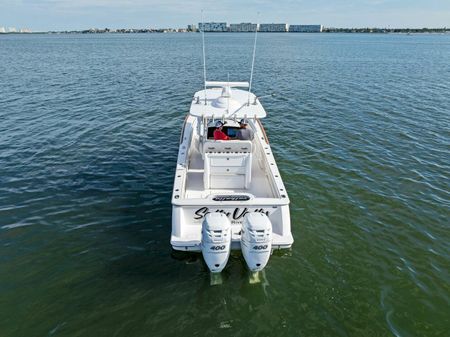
[193,207,269,220]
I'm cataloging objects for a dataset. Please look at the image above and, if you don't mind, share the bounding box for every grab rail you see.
[256,118,269,144]
[179,115,189,144]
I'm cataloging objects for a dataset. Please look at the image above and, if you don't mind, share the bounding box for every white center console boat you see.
[171,81,293,273]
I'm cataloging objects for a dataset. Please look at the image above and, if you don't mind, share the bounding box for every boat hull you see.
[171,203,293,252]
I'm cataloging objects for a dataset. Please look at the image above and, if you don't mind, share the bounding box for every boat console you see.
[203,140,252,189]
[207,126,240,139]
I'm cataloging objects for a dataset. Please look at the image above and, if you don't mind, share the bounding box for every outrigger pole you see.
[248,12,259,106]
[201,10,207,105]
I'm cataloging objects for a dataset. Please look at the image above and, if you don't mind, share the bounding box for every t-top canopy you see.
[205,81,249,88]
[190,84,267,119]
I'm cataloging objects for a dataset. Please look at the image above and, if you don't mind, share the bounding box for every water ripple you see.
[0,33,449,337]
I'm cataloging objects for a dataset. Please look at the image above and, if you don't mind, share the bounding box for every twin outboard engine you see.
[241,213,273,272]
[201,213,231,273]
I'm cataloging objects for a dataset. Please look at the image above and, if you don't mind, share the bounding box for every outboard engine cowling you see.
[241,213,272,272]
[201,213,231,273]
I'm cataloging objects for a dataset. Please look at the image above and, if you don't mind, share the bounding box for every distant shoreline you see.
[1,27,449,35]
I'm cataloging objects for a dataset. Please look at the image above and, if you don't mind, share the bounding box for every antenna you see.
[227,73,230,113]
[201,10,207,105]
[248,13,259,106]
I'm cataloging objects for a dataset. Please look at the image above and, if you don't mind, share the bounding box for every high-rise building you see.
[198,22,227,32]
[288,25,323,33]
[187,24,197,32]
[259,23,287,32]
[229,23,257,32]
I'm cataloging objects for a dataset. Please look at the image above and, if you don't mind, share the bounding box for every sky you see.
[1,0,449,31]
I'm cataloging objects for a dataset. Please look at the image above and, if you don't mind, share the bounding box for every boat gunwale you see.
[171,197,290,207]
[172,104,290,205]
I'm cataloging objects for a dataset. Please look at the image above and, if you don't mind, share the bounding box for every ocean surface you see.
[0,33,449,337]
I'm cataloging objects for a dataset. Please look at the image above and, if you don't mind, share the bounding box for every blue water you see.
[0,33,449,336]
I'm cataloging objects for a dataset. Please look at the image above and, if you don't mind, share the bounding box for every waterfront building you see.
[229,23,257,32]
[8,27,17,33]
[259,23,287,32]
[198,22,227,32]
[288,25,323,33]
[0,27,6,33]
[187,24,197,32]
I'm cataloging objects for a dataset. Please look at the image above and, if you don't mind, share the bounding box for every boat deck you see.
[184,141,276,199]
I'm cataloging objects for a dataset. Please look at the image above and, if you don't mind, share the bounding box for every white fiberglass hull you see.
[171,84,294,271]
[171,203,293,252]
